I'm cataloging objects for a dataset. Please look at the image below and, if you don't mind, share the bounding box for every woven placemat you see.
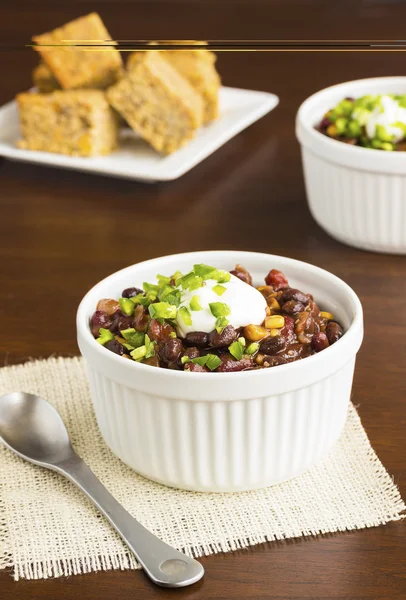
[0,357,404,580]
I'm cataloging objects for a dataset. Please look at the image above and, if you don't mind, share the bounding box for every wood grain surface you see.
[0,1,405,598]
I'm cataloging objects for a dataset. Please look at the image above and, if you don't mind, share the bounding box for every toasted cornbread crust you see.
[32,12,123,90]
[128,45,220,123]
[32,62,60,93]
[17,90,119,156]
[107,51,204,154]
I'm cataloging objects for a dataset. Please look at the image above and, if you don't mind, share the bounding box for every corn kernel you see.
[267,297,281,311]
[320,311,334,321]
[257,285,273,298]
[243,324,269,341]
[255,353,265,366]
[265,306,271,316]
[327,124,337,136]
[269,329,281,337]
[264,315,285,329]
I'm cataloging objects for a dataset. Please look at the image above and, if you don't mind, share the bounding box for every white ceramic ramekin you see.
[77,251,363,493]
[296,77,406,254]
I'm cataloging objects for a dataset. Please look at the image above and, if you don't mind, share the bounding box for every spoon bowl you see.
[0,392,72,465]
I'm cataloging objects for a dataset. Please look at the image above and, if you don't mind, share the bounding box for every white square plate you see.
[0,86,278,182]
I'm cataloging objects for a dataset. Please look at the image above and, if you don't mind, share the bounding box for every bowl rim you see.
[76,251,363,399]
[296,76,406,173]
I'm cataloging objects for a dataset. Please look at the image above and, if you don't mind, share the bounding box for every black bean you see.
[185,331,209,347]
[311,332,330,353]
[326,322,344,345]
[90,310,112,337]
[281,300,305,315]
[282,288,310,305]
[182,347,200,360]
[122,287,144,298]
[260,335,286,355]
[110,312,133,334]
[159,339,183,365]
[208,325,238,348]
[104,339,125,356]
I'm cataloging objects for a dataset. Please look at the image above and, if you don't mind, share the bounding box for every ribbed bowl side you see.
[302,148,406,254]
[86,358,355,493]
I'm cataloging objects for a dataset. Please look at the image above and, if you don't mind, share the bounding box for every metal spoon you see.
[0,392,204,588]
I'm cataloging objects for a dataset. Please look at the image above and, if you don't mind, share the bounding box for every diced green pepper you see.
[209,302,231,318]
[190,295,203,311]
[148,302,177,320]
[229,341,243,361]
[119,297,135,316]
[212,284,227,296]
[178,306,192,326]
[96,328,114,345]
[246,342,259,355]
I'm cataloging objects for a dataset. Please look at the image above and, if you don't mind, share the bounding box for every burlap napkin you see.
[0,357,404,581]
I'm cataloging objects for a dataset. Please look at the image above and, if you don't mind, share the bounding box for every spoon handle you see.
[54,452,204,588]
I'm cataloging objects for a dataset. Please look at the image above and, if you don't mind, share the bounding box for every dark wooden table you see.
[1,1,406,598]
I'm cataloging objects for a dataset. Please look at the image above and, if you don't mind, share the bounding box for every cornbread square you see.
[107,51,204,154]
[32,12,123,90]
[17,90,120,157]
[128,44,220,123]
[32,62,60,93]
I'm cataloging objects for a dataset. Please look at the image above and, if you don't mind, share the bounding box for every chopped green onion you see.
[181,355,189,364]
[229,341,243,361]
[145,334,156,359]
[157,274,171,286]
[190,353,221,371]
[190,295,203,311]
[246,342,259,355]
[212,284,227,296]
[205,354,222,371]
[120,328,145,348]
[179,272,203,291]
[119,297,135,317]
[209,302,231,318]
[178,306,192,326]
[130,293,150,307]
[96,328,114,345]
[130,346,147,361]
[215,316,229,333]
[148,302,177,320]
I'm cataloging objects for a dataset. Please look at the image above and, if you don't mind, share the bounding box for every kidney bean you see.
[282,288,310,306]
[281,315,295,343]
[262,355,288,368]
[260,335,286,355]
[148,318,175,342]
[104,339,125,356]
[208,325,238,348]
[295,312,316,345]
[230,264,253,286]
[281,300,305,315]
[110,312,134,334]
[319,116,331,130]
[96,298,120,316]
[326,321,343,345]
[311,332,330,353]
[159,338,183,365]
[182,346,200,360]
[184,331,209,347]
[122,287,144,298]
[90,310,112,337]
[216,354,254,372]
[184,362,209,373]
[134,305,149,332]
[265,269,289,291]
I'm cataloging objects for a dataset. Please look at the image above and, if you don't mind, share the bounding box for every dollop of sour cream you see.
[365,95,406,142]
[175,274,267,338]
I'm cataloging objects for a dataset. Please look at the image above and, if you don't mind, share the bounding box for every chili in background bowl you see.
[296,76,406,254]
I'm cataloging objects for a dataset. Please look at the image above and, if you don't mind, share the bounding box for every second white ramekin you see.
[296,77,406,254]
[77,251,363,492]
